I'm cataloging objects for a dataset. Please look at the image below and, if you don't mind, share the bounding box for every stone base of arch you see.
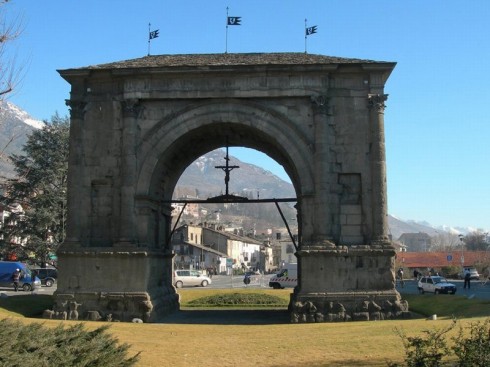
[52,248,179,322]
[291,246,410,322]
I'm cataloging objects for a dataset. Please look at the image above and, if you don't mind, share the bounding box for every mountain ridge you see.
[0,101,44,179]
[1,101,482,238]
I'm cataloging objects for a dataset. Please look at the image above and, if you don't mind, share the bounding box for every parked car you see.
[0,261,41,291]
[174,270,211,288]
[30,266,57,287]
[418,275,457,294]
[459,267,480,280]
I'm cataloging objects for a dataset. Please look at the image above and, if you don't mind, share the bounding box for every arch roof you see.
[60,52,395,71]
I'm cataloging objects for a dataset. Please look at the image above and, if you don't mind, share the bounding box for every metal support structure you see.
[166,202,187,247]
[163,196,298,250]
[274,201,298,251]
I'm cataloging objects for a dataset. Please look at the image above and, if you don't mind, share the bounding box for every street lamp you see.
[459,234,464,267]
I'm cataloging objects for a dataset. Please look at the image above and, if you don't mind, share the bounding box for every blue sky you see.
[4,0,490,230]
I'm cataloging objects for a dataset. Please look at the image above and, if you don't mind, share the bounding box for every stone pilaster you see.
[63,100,87,247]
[116,99,141,246]
[310,95,336,248]
[367,94,390,246]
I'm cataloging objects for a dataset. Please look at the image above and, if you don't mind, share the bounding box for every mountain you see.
[387,215,440,241]
[0,101,44,179]
[175,149,295,200]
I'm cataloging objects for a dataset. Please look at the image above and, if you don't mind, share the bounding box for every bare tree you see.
[0,0,23,99]
[430,232,461,251]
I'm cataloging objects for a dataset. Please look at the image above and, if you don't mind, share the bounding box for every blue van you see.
[0,261,41,291]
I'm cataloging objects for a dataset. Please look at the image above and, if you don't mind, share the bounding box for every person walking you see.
[463,268,471,289]
[397,268,404,288]
[11,268,21,292]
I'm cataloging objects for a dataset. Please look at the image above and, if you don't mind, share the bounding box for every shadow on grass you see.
[160,308,290,325]
[0,294,53,318]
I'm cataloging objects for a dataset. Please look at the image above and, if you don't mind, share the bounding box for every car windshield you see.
[432,276,447,284]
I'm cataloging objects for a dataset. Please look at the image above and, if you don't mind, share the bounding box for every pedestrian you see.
[11,268,21,292]
[397,268,404,288]
[31,270,37,290]
[413,269,419,280]
[463,268,471,289]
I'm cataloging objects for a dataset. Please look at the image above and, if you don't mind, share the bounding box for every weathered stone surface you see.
[57,52,405,322]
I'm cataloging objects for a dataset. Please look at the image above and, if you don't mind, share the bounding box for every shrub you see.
[187,292,288,307]
[388,320,456,367]
[0,319,140,367]
[451,318,490,367]
[388,318,490,367]
[441,266,460,279]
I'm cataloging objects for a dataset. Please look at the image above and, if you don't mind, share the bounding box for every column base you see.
[48,247,178,322]
[290,290,410,322]
[51,289,179,322]
[292,244,409,322]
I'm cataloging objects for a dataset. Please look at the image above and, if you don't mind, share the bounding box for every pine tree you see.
[0,113,69,263]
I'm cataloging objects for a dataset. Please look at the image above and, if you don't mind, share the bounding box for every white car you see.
[173,270,212,288]
[418,276,457,295]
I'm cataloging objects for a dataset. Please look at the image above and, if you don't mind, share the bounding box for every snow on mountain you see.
[0,101,44,178]
[436,225,486,236]
[2,101,44,129]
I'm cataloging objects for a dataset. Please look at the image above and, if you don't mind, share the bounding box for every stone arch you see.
[136,100,314,200]
[55,53,409,323]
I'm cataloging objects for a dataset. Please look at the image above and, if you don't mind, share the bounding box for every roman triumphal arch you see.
[55,53,409,322]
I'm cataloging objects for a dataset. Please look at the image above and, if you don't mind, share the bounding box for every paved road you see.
[0,285,57,297]
[396,278,490,300]
[2,276,488,300]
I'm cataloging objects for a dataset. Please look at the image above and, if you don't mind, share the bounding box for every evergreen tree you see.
[0,113,69,263]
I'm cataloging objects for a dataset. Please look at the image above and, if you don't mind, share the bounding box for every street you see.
[396,278,490,300]
[1,276,489,300]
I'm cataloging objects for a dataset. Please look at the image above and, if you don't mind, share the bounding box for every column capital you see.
[65,100,87,120]
[310,95,331,115]
[122,99,142,118]
[367,94,388,113]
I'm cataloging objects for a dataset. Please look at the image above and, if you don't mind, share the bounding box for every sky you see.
[3,0,490,230]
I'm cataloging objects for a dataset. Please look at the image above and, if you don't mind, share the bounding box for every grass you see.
[0,289,489,367]
[0,294,53,317]
[402,293,490,318]
[179,288,292,308]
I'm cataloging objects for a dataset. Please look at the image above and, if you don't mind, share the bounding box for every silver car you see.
[174,270,212,288]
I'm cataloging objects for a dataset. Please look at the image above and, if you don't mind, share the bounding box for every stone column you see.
[310,95,336,248]
[117,99,140,246]
[368,94,390,245]
[63,100,86,247]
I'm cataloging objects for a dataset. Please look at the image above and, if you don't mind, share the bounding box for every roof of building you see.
[174,224,263,246]
[397,251,490,268]
[62,52,394,71]
[176,241,228,258]
[201,225,263,245]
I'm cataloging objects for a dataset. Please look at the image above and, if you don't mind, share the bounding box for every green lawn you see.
[0,290,488,367]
